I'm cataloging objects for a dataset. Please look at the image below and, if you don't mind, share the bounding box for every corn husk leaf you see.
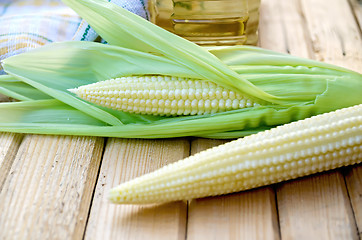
[0,99,105,126]
[0,75,51,101]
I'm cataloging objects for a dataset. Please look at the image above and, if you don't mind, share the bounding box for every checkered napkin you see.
[0,0,149,74]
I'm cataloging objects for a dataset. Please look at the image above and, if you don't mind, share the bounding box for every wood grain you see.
[345,165,362,236]
[349,0,362,30]
[259,0,312,58]
[0,135,104,240]
[188,188,279,240]
[84,138,189,240]
[260,0,360,239]
[277,172,358,240]
[0,133,23,191]
[186,138,280,240]
[301,0,362,72]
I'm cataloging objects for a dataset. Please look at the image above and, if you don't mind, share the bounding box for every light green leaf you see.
[0,75,51,101]
[0,99,105,126]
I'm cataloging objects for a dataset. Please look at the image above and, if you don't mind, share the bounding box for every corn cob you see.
[109,104,362,204]
[69,76,261,116]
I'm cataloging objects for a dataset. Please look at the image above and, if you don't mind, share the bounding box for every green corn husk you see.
[0,75,51,101]
[0,0,361,139]
[0,99,105,126]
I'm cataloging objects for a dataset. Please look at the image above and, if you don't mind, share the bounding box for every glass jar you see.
[148,0,261,46]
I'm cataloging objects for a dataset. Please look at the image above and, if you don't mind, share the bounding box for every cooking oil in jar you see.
[148,0,260,46]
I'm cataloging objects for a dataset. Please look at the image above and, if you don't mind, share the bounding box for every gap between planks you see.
[0,135,104,240]
[0,132,23,191]
[260,0,361,239]
[348,0,362,34]
[186,138,280,240]
[344,165,362,238]
[83,138,190,240]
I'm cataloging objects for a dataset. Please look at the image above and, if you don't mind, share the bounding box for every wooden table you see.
[0,0,361,239]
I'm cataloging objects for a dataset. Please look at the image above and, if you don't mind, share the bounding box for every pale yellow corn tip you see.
[109,104,362,204]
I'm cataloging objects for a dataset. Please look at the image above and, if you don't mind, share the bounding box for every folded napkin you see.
[0,0,149,74]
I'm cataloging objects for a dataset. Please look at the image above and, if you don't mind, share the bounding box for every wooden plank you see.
[259,0,360,238]
[259,0,312,58]
[187,188,279,240]
[277,172,358,240]
[0,135,104,240]
[187,138,280,240]
[345,165,362,236]
[0,132,23,191]
[301,0,362,72]
[84,138,189,240]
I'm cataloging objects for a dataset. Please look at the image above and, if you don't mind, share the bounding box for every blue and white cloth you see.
[0,0,149,74]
